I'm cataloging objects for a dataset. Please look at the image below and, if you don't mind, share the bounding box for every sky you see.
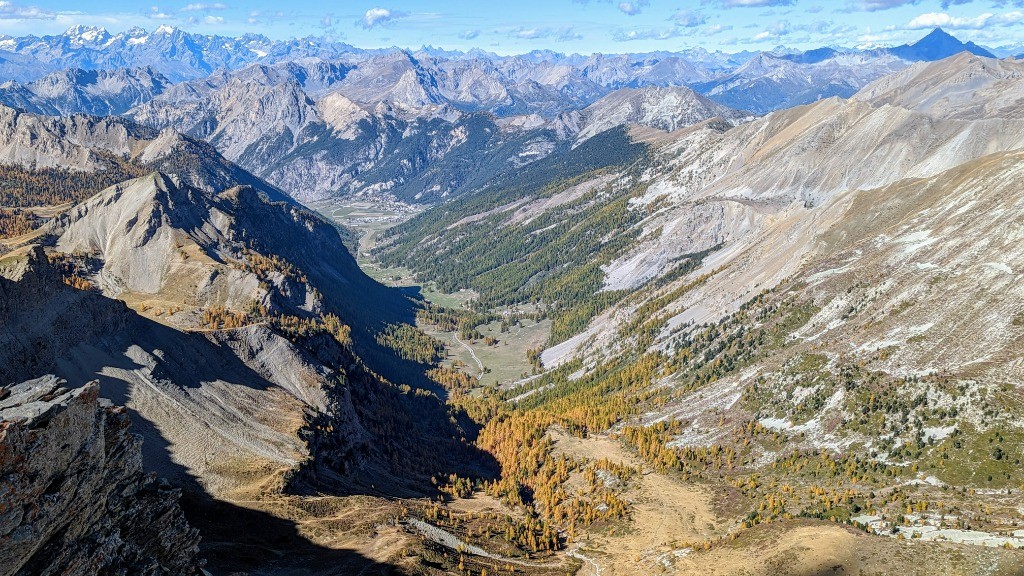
[0,0,1023,54]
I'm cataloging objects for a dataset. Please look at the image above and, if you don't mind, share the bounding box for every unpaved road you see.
[408,519,566,569]
[452,332,485,377]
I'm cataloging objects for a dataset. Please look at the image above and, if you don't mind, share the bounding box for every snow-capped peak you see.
[64,25,110,45]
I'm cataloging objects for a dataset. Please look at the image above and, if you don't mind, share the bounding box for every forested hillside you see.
[376,127,658,343]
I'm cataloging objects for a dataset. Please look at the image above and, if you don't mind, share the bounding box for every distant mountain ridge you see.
[0,66,170,116]
[0,26,1007,202]
[0,26,1005,116]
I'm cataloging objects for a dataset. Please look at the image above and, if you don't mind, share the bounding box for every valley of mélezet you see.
[1,6,1023,576]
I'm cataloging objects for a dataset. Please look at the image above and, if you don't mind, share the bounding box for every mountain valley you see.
[1,20,1024,576]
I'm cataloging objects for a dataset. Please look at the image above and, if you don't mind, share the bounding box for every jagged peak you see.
[891,27,995,60]
[63,24,109,38]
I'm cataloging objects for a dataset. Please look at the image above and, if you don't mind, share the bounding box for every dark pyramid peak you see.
[919,27,956,43]
[891,27,996,61]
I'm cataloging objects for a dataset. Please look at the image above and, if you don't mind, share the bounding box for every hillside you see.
[568,86,748,142]
[382,54,1024,352]
[0,67,170,116]
[371,53,1024,571]
[853,52,1024,120]
[0,116,502,573]
[0,104,290,206]
[127,68,565,202]
[695,50,909,114]
[128,68,750,203]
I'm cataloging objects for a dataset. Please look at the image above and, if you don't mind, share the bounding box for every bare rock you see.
[0,378,203,576]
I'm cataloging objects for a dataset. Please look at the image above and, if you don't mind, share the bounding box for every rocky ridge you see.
[0,376,202,576]
[0,67,170,117]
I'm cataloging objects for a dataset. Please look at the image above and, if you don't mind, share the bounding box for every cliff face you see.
[0,376,202,576]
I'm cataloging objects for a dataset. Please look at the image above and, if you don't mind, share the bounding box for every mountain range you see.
[0,26,1002,115]
[3,20,1024,576]
[0,26,1000,204]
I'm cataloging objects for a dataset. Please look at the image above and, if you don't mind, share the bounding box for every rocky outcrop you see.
[0,376,202,576]
[568,85,748,143]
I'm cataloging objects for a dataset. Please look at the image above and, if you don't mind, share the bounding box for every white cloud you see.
[556,26,583,41]
[753,20,791,40]
[618,0,648,16]
[670,9,707,27]
[858,0,920,11]
[513,27,547,39]
[505,26,581,41]
[360,7,408,29]
[719,0,795,6]
[147,6,173,20]
[0,1,55,20]
[906,10,1024,30]
[612,27,683,41]
[181,2,227,12]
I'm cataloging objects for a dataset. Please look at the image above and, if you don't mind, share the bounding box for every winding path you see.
[568,546,603,576]
[407,519,566,569]
[452,332,484,377]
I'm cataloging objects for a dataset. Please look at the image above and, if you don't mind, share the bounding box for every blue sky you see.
[2,0,1024,53]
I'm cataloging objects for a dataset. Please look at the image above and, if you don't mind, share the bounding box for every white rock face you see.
[316,92,371,139]
[53,173,254,304]
[572,86,748,143]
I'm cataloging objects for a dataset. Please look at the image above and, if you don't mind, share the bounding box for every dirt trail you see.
[185,321,270,334]
[452,332,485,377]
[408,519,567,569]
[549,428,723,576]
[567,546,602,576]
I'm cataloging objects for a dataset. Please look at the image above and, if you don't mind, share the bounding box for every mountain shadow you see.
[0,245,498,570]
